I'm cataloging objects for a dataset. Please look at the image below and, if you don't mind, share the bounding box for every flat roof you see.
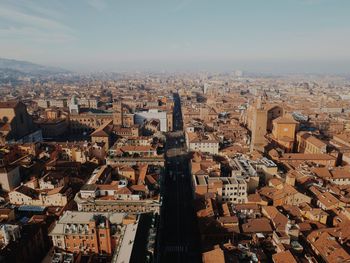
[115,219,139,263]
[58,211,125,224]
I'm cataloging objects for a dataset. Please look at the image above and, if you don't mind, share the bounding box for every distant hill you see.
[0,58,69,76]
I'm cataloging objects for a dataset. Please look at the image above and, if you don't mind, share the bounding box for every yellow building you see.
[296,132,327,154]
[272,116,298,152]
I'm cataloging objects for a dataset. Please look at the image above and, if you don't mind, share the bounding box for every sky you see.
[0,0,350,74]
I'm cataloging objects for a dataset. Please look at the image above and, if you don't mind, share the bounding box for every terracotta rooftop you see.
[242,218,273,234]
[202,247,225,263]
[272,250,297,263]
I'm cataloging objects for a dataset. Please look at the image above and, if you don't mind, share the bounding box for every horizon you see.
[1,0,350,74]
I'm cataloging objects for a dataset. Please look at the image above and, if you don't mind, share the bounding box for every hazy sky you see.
[1,0,350,73]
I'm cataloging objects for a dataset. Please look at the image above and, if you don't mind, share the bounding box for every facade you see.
[49,211,131,255]
[75,194,161,214]
[112,102,123,125]
[122,113,135,128]
[186,131,219,155]
[9,185,72,207]
[35,118,68,139]
[279,153,337,167]
[0,165,21,192]
[0,101,42,144]
[113,125,139,138]
[271,116,298,152]
[313,167,350,185]
[244,99,283,152]
[48,99,68,108]
[69,110,113,134]
[193,174,247,204]
[78,97,99,109]
[109,145,158,158]
[272,184,311,206]
[68,96,80,114]
[296,132,327,154]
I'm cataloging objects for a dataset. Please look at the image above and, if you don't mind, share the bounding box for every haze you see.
[1,0,350,74]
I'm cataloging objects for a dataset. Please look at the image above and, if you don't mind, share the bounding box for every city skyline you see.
[1,0,350,73]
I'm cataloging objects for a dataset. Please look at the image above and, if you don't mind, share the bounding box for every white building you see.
[69,96,79,114]
[220,177,247,203]
[186,131,219,155]
[193,174,247,204]
[134,109,168,132]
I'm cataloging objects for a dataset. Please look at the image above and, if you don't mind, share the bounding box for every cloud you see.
[87,0,107,11]
[0,6,70,31]
[0,3,74,44]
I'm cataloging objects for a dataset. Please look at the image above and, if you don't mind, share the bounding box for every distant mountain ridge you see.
[0,58,69,75]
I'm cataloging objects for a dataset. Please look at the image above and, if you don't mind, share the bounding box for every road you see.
[157,93,201,263]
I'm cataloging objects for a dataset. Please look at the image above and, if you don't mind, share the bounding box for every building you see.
[243,98,283,152]
[109,145,158,158]
[78,97,99,109]
[68,96,79,114]
[202,246,225,263]
[9,185,72,207]
[0,165,21,192]
[297,132,327,154]
[69,109,113,135]
[35,118,68,139]
[112,102,123,126]
[272,184,311,206]
[50,211,123,255]
[272,250,297,263]
[0,222,50,263]
[113,125,140,138]
[0,101,42,144]
[307,230,350,263]
[75,192,161,214]
[0,224,21,247]
[193,175,247,204]
[271,116,298,152]
[90,121,114,151]
[134,109,172,132]
[312,167,350,185]
[279,153,337,167]
[49,211,138,255]
[186,132,219,155]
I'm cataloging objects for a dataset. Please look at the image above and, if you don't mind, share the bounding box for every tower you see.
[112,101,123,125]
[69,95,79,114]
[250,107,268,152]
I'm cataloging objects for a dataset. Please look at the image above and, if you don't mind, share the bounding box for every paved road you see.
[157,93,201,263]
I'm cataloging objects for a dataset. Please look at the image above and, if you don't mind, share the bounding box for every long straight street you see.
[157,93,201,263]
